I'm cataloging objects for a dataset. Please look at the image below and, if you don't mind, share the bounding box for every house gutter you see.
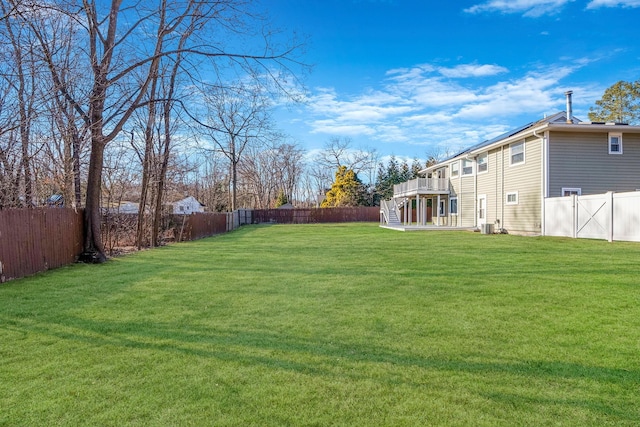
[534,128,547,235]
[501,145,505,230]
[421,121,640,176]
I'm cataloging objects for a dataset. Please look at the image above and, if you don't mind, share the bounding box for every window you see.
[462,159,473,176]
[510,141,525,165]
[506,192,518,205]
[562,188,582,196]
[439,200,446,216]
[450,161,459,178]
[449,197,458,215]
[477,152,488,174]
[609,133,623,154]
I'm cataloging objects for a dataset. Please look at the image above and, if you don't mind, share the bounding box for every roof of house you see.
[171,196,205,207]
[421,111,640,174]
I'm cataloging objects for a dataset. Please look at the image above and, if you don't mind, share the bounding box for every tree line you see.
[0,0,310,261]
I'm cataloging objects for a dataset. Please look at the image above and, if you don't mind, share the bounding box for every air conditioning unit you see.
[481,223,494,234]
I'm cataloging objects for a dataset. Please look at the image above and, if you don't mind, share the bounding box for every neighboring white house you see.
[170,196,206,214]
[104,201,140,214]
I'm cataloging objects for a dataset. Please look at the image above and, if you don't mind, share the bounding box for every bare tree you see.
[313,137,378,176]
[0,76,20,208]
[199,150,229,212]
[0,1,42,207]
[203,83,271,211]
[310,136,378,204]
[239,137,304,208]
[8,0,306,262]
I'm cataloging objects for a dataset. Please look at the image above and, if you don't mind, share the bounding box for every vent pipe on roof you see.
[565,90,573,124]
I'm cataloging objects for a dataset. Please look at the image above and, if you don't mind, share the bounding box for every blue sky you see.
[264,0,640,162]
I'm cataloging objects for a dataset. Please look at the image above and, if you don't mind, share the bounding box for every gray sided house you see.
[381,106,640,235]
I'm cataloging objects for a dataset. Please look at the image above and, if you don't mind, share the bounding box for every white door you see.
[477,195,487,227]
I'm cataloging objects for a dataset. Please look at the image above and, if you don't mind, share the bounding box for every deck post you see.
[404,198,408,225]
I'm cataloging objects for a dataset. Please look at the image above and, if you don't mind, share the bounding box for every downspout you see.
[534,129,547,235]
[495,147,499,230]
[468,155,478,228]
[475,157,478,228]
[501,145,505,229]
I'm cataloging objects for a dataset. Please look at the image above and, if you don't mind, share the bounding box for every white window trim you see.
[609,133,623,155]
[510,141,525,166]
[449,197,458,216]
[477,152,488,174]
[506,191,518,205]
[562,187,582,196]
[461,158,474,176]
[450,161,459,178]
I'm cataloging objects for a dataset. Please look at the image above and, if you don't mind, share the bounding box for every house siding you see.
[476,148,501,228]
[501,136,543,233]
[448,166,461,226]
[459,174,475,227]
[548,131,640,197]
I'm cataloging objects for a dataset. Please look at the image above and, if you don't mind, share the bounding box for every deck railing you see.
[393,177,449,197]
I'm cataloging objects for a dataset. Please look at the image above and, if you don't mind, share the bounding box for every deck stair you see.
[380,199,402,226]
[386,207,401,226]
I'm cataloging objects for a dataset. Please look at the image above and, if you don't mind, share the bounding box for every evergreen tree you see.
[372,155,410,202]
[321,166,367,207]
[372,162,389,205]
[426,156,439,168]
[410,158,423,179]
[387,155,400,184]
[274,190,288,208]
[400,160,411,182]
[588,80,640,124]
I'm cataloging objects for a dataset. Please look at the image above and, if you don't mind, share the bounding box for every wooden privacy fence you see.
[174,212,230,241]
[1,206,379,282]
[0,208,84,282]
[544,191,640,242]
[252,207,380,224]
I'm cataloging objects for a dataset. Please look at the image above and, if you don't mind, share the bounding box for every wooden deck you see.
[380,224,478,232]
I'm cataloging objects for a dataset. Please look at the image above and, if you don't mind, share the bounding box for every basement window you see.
[609,133,623,154]
[450,197,458,215]
[562,188,582,196]
[506,192,518,205]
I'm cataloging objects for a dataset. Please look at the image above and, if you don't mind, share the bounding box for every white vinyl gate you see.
[544,191,640,242]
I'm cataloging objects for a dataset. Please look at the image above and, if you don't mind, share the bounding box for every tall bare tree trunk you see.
[72,131,82,206]
[81,135,107,262]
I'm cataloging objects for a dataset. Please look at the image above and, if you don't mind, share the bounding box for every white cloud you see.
[310,121,376,136]
[438,64,509,78]
[464,0,573,17]
[586,0,640,8]
[299,60,592,155]
[454,66,575,119]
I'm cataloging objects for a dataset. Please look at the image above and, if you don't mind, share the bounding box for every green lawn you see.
[1,223,639,426]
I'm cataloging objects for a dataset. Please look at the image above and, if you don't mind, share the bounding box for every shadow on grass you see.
[3,313,638,422]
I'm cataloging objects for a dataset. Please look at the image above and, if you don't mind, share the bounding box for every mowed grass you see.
[1,223,640,426]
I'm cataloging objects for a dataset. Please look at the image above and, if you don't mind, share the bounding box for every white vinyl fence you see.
[544,191,640,242]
